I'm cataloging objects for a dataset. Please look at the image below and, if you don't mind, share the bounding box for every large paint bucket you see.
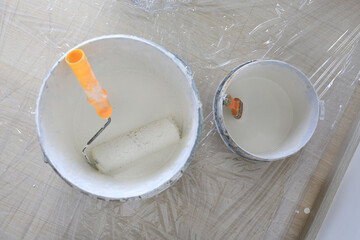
[214,60,319,161]
[36,35,202,201]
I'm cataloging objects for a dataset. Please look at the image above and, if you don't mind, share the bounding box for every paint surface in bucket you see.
[223,76,293,155]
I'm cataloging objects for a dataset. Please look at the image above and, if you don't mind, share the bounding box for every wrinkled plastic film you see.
[0,0,359,239]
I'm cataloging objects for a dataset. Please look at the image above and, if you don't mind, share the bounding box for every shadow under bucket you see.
[36,35,202,201]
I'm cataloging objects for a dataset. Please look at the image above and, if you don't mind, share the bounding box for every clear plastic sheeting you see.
[0,0,359,239]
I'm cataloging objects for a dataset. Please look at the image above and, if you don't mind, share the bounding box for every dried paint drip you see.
[304,208,310,214]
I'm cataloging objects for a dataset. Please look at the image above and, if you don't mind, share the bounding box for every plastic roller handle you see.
[65,49,111,119]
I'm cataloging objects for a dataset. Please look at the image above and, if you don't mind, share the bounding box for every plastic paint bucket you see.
[36,35,202,201]
[213,60,319,161]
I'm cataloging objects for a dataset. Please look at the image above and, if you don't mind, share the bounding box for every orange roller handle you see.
[224,94,243,119]
[65,49,111,119]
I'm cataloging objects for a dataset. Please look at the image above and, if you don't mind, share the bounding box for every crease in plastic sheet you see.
[0,0,359,239]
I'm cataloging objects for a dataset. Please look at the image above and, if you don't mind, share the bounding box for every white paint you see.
[224,77,293,155]
[222,60,319,160]
[36,35,201,200]
[91,117,180,174]
[304,207,311,214]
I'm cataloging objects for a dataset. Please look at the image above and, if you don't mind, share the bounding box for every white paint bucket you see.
[36,35,202,201]
[214,60,319,161]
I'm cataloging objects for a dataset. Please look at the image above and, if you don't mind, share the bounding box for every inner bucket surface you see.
[36,35,202,200]
[216,60,319,161]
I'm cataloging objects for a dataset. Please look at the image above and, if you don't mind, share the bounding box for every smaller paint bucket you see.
[214,60,319,161]
[36,35,202,201]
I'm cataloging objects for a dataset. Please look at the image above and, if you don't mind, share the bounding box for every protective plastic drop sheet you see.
[0,0,359,239]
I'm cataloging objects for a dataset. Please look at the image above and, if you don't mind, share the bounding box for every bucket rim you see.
[213,59,319,162]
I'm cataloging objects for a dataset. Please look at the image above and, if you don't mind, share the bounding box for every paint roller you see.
[66,49,180,174]
[92,117,180,173]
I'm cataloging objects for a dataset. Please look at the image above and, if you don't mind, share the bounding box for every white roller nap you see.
[91,117,180,174]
